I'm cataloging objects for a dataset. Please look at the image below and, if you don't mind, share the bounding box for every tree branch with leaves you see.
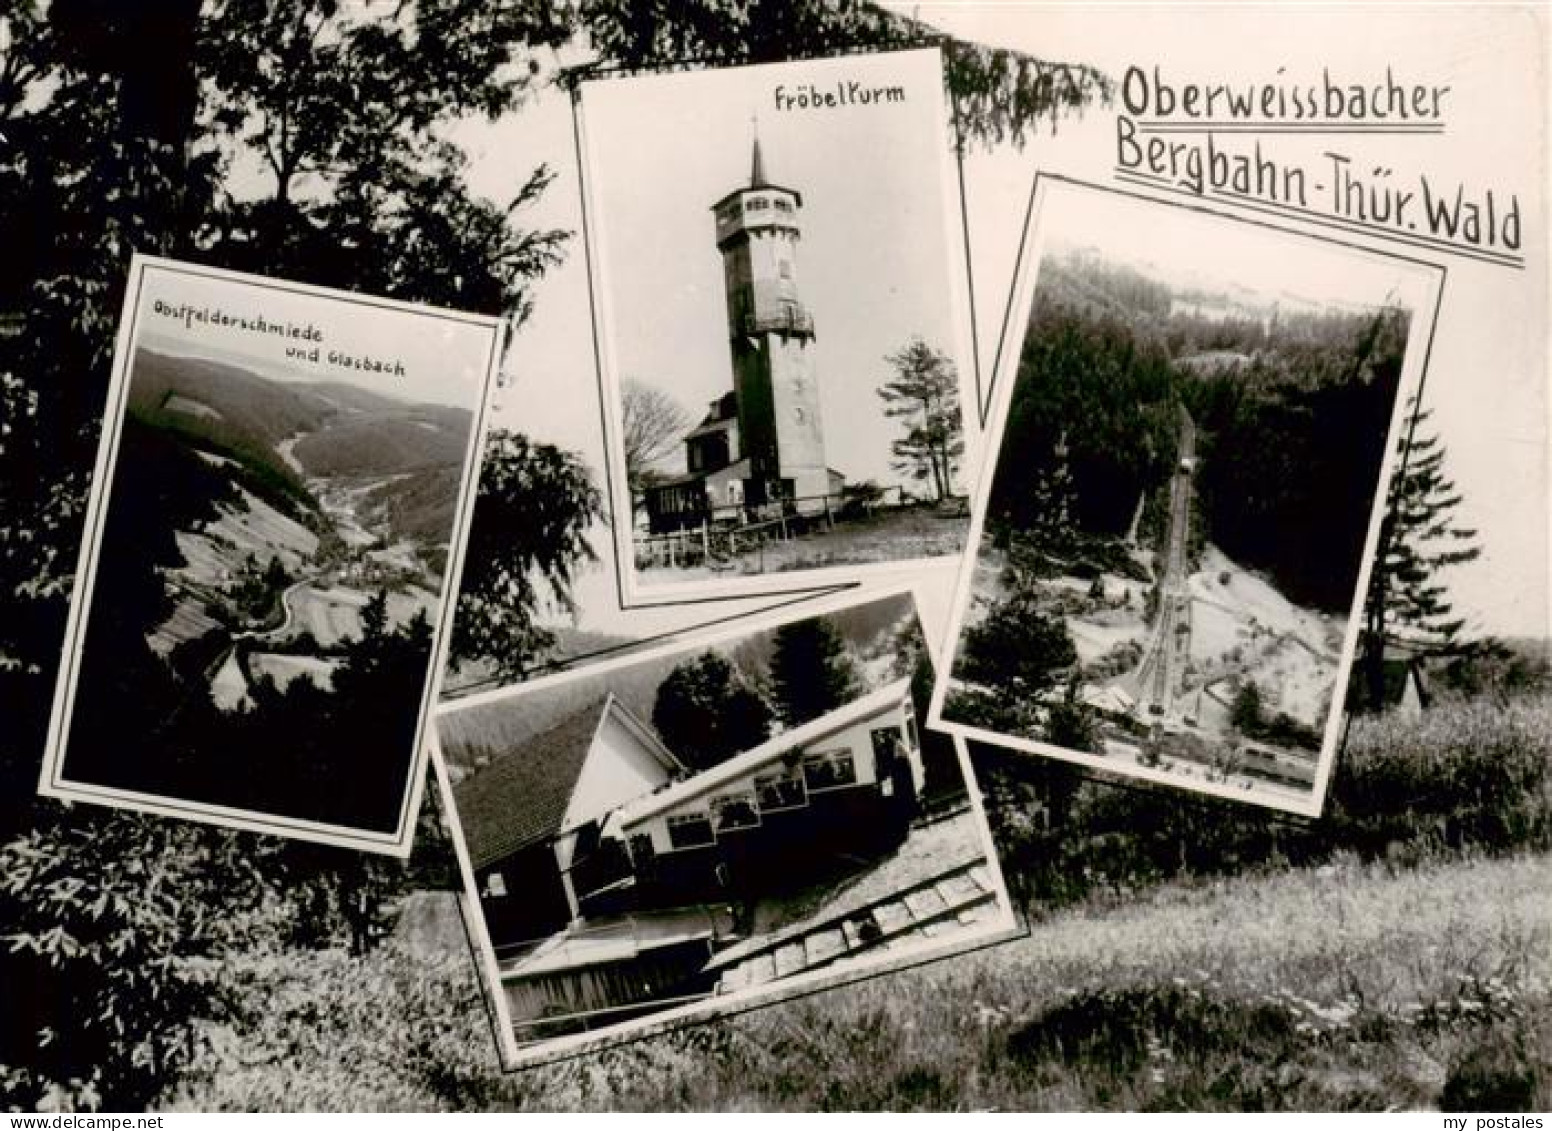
[448,430,602,681]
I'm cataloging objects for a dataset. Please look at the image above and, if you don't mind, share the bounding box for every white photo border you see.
[572,46,987,609]
[36,253,503,857]
[430,581,1023,1071]
[926,174,1448,820]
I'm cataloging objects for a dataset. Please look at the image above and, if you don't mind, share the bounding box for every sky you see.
[1036,186,1439,318]
[442,5,1546,645]
[132,261,498,411]
[576,48,975,493]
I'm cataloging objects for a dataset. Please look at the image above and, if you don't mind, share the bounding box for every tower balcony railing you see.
[737,307,814,337]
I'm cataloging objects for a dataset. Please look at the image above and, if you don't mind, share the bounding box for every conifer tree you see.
[1002,438,1080,584]
[1357,397,1484,710]
[769,616,861,727]
[878,338,964,502]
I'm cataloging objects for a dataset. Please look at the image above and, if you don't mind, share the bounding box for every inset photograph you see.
[575,48,980,601]
[433,587,1015,1066]
[930,180,1443,815]
[39,256,499,854]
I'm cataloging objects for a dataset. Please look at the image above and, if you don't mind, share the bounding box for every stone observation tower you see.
[640,131,842,535]
[710,132,829,508]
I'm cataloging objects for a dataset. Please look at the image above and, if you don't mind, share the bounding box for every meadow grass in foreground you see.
[524,851,1551,1112]
[170,850,1552,1112]
[166,692,1552,1111]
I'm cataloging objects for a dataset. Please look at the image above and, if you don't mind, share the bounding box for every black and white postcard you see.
[574,48,981,603]
[929,179,1444,816]
[39,255,500,855]
[432,586,1017,1067]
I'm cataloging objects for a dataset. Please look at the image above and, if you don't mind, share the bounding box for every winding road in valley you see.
[235,576,317,645]
[197,572,326,698]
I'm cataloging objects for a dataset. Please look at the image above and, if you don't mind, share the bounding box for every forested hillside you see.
[1181,310,1407,612]
[288,404,472,477]
[61,414,432,832]
[129,349,329,518]
[128,349,475,549]
[992,253,1409,613]
[990,303,1179,539]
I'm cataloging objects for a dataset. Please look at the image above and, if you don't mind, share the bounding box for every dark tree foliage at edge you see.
[0,0,1106,1108]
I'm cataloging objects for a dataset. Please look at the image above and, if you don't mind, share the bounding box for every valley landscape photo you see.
[935,185,1439,810]
[45,262,496,844]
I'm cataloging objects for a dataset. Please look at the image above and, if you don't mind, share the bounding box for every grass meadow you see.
[167,692,1552,1112]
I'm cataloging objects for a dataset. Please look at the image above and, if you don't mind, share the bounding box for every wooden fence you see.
[635,485,908,572]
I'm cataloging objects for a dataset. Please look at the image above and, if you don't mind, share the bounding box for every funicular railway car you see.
[454,678,926,1037]
[604,679,925,910]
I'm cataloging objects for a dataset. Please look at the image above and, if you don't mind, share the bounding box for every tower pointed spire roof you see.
[711,118,800,223]
[750,122,769,188]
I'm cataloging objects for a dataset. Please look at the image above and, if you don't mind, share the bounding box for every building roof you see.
[683,391,738,444]
[1379,656,1431,709]
[645,469,709,491]
[501,906,732,979]
[645,456,749,493]
[694,390,738,426]
[711,136,802,213]
[1081,685,1135,713]
[614,678,911,828]
[685,415,736,443]
[453,698,607,869]
[454,689,696,869]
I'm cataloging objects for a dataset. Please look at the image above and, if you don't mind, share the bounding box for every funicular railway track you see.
[1132,409,1197,718]
[1095,408,1324,795]
[706,856,1001,993]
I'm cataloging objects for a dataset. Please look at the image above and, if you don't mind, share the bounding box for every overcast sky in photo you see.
[1036,185,1438,318]
[135,264,497,411]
